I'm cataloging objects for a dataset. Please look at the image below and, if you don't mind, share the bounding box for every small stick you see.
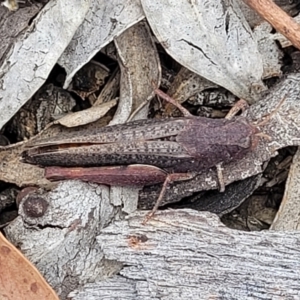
[242,0,300,51]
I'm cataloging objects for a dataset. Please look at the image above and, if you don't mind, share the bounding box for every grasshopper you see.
[22,88,260,223]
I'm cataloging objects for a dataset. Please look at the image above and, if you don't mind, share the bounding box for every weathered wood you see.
[4,181,120,299]
[75,209,300,299]
[5,180,300,298]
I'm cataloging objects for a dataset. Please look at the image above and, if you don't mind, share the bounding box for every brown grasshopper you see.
[22,88,264,223]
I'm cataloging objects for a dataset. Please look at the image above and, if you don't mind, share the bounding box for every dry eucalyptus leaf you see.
[55,99,117,128]
[0,232,59,300]
[58,0,145,88]
[110,21,161,125]
[141,0,265,102]
[0,0,90,130]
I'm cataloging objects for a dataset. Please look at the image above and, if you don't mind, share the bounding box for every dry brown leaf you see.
[0,232,58,300]
[111,21,161,124]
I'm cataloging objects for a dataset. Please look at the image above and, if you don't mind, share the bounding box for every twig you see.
[242,0,300,50]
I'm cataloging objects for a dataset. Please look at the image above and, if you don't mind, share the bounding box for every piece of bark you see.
[271,147,300,230]
[4,180,123,299]
[6,180,300,299]
[71,209,300,299]
[242,0,300,50]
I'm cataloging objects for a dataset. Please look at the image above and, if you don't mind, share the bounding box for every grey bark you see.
[5,181,300,299]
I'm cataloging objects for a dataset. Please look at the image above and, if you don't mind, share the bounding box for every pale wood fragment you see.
[6,181,300,299]
[5,181,122,298]
[73,209,300,299]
